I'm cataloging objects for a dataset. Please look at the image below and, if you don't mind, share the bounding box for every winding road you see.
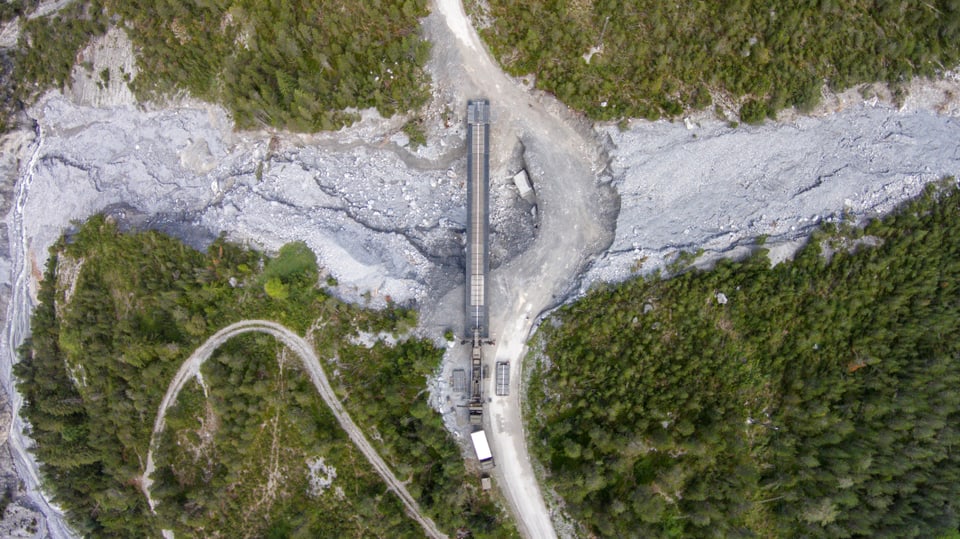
[140,320,445,539]
[430,1,616,537]
[3,0,958,537]
[1,2,615,537]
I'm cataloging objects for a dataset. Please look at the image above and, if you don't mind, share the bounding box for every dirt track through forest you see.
[429,1,617,536]
[140,320,446,539]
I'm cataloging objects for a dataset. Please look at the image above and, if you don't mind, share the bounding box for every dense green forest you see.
[9,0,430,131]
[527,179,960,537]
[16,216,514,537]
[474,0,960,122]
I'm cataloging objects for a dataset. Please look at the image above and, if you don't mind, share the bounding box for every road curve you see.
[430,1,615,537]
[140,320,446,539]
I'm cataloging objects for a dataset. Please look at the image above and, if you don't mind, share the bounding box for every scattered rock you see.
[582,104,960,289]
[306,457,337,498]
[67,27,138,108]
[0,393,9,448]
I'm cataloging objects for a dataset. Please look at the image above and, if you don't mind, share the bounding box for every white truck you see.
[471,430,495,470]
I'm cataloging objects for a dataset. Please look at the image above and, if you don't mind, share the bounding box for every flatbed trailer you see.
[468,339,484,425]
[495,361,509,396]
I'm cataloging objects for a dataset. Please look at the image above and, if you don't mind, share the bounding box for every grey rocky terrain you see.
[584,100,960,288]
[1,1,960,536]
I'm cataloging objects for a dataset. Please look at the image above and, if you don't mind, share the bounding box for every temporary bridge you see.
[465,99,490,339]
[465,99,490,426]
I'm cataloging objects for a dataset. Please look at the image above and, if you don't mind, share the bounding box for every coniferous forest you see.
[16,216,514,537]
[527,179,960,537]
[474,0,960,122]
[10,0,430,131]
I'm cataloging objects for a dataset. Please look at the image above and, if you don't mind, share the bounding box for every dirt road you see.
[141,320,446,539]
[430,2,617,537]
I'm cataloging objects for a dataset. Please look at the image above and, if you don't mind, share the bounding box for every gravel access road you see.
[141,320,446,539]
[431,2,617,537]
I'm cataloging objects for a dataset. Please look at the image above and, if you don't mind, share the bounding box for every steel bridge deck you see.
[465,99,490,338]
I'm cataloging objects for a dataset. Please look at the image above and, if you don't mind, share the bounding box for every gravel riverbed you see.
[583,100,960,289]
[1,12,959,536]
